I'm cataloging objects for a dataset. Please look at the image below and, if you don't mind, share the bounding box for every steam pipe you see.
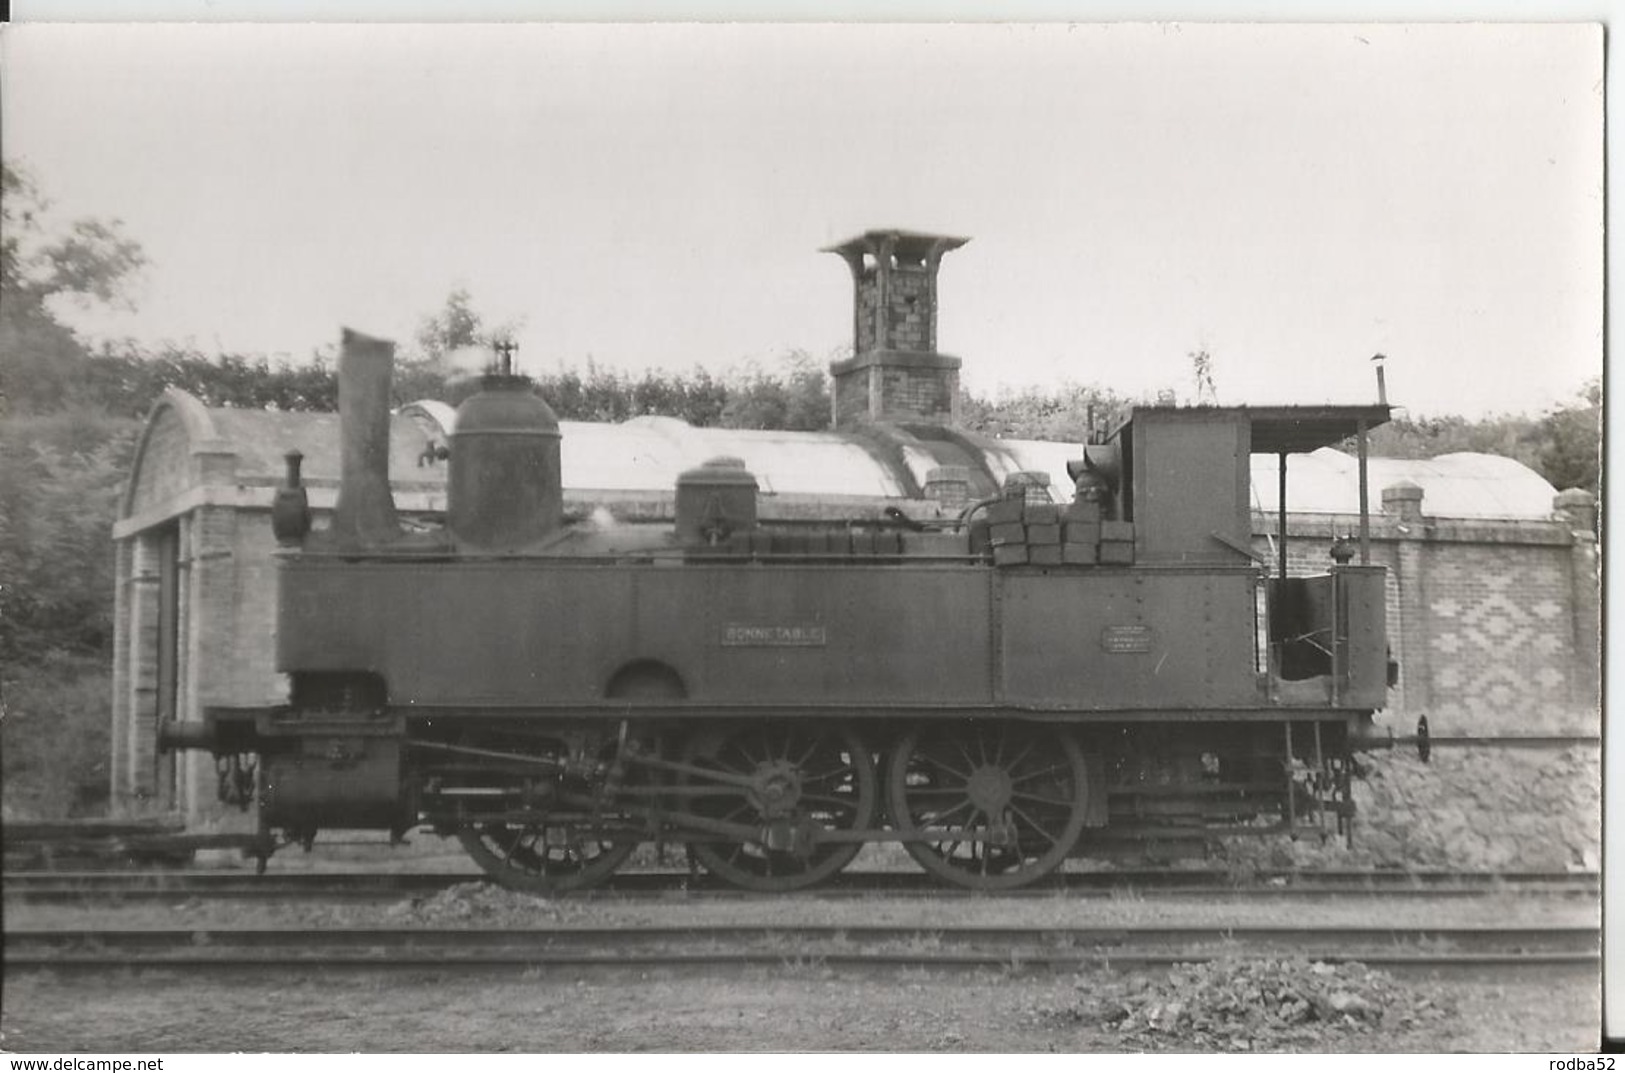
[158,719,216,753]
[955,494,1005,532]
[1356,418,1370,564]
[1277,452,1288,580]
[331,328,401,546]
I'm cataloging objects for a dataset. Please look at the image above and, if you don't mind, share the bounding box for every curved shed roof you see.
[561,417,912,498]
[121,390,448,530]
[1248,447,1559,519]
[399,404,1080,504]
[126,391,1562,528]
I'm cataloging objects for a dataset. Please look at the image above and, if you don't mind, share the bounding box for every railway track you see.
[1,868,1600,903]
[1380,734,1600,750]
[4,922,1597,974]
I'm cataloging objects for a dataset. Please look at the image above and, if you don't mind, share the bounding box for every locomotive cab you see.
[1106,403,1392,710]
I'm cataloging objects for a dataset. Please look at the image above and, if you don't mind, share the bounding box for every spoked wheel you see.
[457,822,635,894]
[887,721,1090,890]
[684,721,877,892]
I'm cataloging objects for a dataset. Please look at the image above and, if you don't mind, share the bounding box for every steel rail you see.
[2,951,1596,973]
[4,922,1598,973]
[1379,735,1600,751]
[6,922,1601,948]
[1,868,1600,903]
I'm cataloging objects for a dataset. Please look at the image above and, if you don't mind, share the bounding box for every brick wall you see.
[834,370,871,427]
[1251,490,1599,735]
[832,361,960,426]
[883,267,932,352]
[1423,543,1576,720]
[188,506,256,828]
[109,540,133,807]
[855,271,878,355]
[226,519,288,709]
[853,266,932,353]
[120,533,162,810]
[879,364,957,422]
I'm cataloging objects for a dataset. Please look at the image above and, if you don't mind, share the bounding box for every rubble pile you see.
[1216,745,1599,873]
[1351,746,1599,871]
[381,881,587,925]
[1068,957,1456,1051]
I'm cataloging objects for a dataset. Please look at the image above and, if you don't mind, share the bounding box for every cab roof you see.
[1119,404,1393,455]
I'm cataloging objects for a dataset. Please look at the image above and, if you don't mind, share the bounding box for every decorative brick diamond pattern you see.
[1425,544,1578,729]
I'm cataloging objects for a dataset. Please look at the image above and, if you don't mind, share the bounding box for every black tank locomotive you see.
[163,330,1393,894]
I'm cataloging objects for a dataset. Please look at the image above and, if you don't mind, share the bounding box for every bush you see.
[0,407,138,665]
[1,653,111,819]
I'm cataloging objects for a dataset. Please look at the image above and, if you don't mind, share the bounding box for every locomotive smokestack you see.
[332,328,401,545]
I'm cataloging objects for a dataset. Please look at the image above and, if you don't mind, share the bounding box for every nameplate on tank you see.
[1100,625,1155,654]
[722,624,828,647]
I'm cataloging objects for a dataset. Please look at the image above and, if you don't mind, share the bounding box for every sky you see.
[0,20,1603,417]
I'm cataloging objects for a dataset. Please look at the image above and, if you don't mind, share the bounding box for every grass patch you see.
[2,653,112,819]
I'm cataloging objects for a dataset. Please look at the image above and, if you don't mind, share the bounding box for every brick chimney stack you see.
[824,230,968,428]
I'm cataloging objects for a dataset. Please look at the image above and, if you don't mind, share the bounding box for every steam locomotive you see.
[162,234,1393,892]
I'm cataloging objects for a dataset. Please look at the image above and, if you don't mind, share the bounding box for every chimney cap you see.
[340,326,394,350]
[822,230,970,263]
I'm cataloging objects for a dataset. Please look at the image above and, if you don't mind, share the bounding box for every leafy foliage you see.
[2,164,145,310]
[960,381,1132,443]
[413,286,491,365]
[1,160,146,414]
[1367,379,1600,499]
[0,410,140,666]
[717,351,830,431]
[1537,378,1602,498]
[404,290,826,429]
[0,654,113,819]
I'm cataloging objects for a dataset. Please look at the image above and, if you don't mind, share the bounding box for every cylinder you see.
[331,329,401,545]
[448,374,563,551]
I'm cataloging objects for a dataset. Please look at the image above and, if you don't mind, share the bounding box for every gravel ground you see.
[0,965,1599,1052]
[3,884,1600,932]
[0,884,1601,1053]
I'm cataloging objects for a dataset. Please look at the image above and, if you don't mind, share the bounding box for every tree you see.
[397,286,532,405]
[0,409,139,665]
[960,381,1131,443]
[1537,378,1600,498]
[0,164,148,818]
[2,159,146,413]
[718,351,831,431]
[1363,378,1599,501]
[412,286,487,366]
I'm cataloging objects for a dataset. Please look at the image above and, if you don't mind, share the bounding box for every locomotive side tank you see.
[164,233,1393,892]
